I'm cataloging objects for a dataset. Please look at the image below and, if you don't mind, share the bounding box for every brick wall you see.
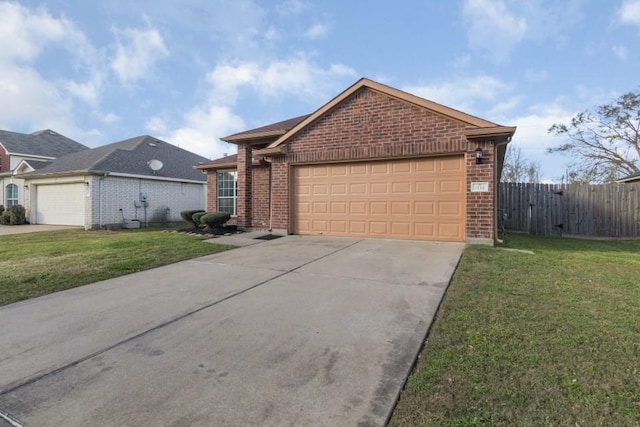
[250,165,270,229]
[206,171,217,212]
[270,159,288,230]
[0,145,8,173]
[87,176,205,228]
[236,144,252,229]
[465,140,496,242]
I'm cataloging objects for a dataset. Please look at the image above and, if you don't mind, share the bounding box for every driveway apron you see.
[0,236,463,427]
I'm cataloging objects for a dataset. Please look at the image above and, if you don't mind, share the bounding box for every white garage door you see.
[293,156,466,242]
[36,183,85,226]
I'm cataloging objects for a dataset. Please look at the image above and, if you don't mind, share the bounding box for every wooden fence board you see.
[499,182,640,238]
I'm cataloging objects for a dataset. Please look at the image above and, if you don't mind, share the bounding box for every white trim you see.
[106,172,206,184]
[3,152,55,160]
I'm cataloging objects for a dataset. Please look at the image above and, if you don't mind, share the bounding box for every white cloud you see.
[207,56,357,104]
[100,113,120,124]
[505,102,577,181]
[612,45,628,60]
[620,0,640,25]
[154,56,357,160]
[303,23,329,39]
[0,2,102,139]
[111,22,169,83]
[154,106,245,159]
[462,0,528,62]
[277,0,308,15]
[404,75,515,114]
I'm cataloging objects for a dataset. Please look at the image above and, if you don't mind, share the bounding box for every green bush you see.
[0,205,4,215]
[200,212,231,230]
[180,209,205,228]
[1,205,26,225]
[192,211,207,228]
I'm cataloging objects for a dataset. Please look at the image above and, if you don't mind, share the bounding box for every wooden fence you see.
[499,182,640,238]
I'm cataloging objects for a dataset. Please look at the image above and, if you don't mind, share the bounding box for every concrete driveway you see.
[0,236,463,427]
[0,224,79,235]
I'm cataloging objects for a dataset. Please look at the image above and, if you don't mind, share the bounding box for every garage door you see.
[293,156,466,242]
[36,183,85,226]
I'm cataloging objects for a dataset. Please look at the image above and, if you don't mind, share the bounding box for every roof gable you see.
[264,78,501,151]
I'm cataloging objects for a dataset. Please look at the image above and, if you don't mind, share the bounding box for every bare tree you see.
[548,90,640,183]
[501,145,541,183]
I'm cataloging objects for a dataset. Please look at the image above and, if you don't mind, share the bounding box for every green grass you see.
[390,233,640,426]
[0,228,233,306]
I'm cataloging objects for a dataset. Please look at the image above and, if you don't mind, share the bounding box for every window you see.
[5,183,18,207]
[217,171,237,216]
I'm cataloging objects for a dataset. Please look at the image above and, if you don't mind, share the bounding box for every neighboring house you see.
[0,129,88,210]
[196,78,516,244]
[18,135,208,229]
[617,172,640,183]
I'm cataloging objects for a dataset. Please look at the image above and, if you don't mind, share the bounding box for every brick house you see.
[196,78,516,244]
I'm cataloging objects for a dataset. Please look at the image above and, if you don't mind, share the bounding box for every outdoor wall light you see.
[23,184,29,190]
[475,147,483,164]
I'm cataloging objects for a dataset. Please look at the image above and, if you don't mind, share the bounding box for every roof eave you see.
[465,126,517,140]
[221,130,286,143]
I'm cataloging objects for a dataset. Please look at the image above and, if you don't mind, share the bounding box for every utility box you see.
[124,219,141,229]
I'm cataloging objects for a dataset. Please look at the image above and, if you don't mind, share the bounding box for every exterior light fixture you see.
[23,184,29,190]
[475,147,483,164]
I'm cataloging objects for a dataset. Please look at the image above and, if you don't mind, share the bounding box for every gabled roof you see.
[19,135,208,182]
[0,129,88,158]
[194,154,238,170]
[617,171,640,183]
[221,115,310,143]
[259,78,512,154]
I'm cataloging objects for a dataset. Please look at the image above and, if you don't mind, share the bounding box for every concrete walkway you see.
[0,236,463,427]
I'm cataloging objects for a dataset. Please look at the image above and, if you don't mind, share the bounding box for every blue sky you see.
[1,0,639,181]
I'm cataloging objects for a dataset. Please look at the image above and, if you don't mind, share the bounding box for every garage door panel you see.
[36,183,84,226]
[294,156,465,242]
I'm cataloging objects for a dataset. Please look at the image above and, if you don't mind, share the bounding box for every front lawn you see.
[390,234,640,426]
[0,228,233,306]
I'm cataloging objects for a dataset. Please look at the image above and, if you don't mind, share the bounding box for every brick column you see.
[466,140,495,244]
[206,171,217,212]
[270,158,289,232]
[236,144,252,230]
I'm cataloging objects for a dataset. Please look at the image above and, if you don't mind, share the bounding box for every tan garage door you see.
[293,156,466,242]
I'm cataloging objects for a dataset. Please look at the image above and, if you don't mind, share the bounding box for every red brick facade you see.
[250,165,270,230]
[203,80,514,244]
[0,145,8,173]
[206,172,217,212]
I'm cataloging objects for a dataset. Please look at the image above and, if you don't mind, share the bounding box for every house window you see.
[217,171,237,216]
[5,184,18,207]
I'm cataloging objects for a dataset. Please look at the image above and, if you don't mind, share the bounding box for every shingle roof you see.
[194,154,238,170]
[0,129,88,158]
[20,135,208,182]
[221,115,310,142]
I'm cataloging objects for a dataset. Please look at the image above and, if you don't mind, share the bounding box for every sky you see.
[1,0,639,181]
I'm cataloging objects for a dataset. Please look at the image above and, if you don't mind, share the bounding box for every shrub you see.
[180,209,205,228]
[192,211,207,228]
[1,204,26,225]
[200,212,231,230]
[0,205,4,215]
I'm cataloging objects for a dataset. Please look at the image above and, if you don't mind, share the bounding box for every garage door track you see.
[0,236,463,426]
